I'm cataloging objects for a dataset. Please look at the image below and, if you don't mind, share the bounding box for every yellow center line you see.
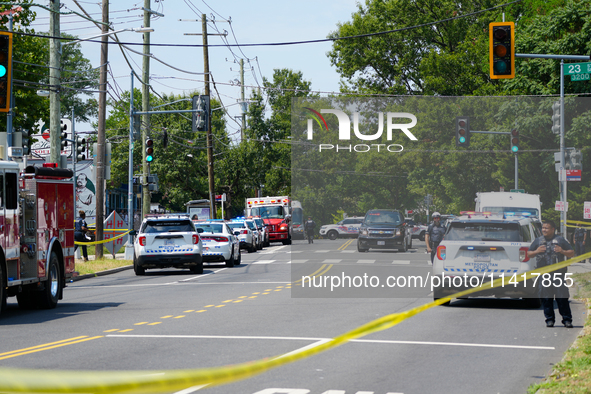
[0,336,104,360]
[338,239,354,250]
[293,264,327,284]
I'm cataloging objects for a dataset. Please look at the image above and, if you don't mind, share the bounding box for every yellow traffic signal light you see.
[489,22,515,79]
[0,31,13,113]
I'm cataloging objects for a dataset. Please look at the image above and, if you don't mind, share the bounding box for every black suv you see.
[357,209,411,252]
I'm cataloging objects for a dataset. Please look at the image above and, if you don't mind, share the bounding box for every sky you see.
[32,0,361,139]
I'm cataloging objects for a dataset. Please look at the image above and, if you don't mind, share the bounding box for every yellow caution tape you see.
[0,251,589,393]
[74,230,131,246]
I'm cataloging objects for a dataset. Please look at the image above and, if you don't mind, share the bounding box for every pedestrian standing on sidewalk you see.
[75,210,89,261]
[528,220,575,328]
[425,212,446,264]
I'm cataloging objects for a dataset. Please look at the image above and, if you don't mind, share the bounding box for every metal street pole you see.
[95,0,108,259]
[7,14,13,149]
[202,14,216,219]
[128,71,135,236]
[560,60,567,238]
[141,0,152,218]
[49,0,61,164]
[240,58,245,143]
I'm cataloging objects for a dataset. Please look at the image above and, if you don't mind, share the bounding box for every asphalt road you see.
[0,237,585,394]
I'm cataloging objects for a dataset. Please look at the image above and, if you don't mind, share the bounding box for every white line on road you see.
[252,260,276,264]
[392,261,411,265]
[357,260,375,264]
[290,260,309,264]
[106,334,555,350]
[321,259,342,264]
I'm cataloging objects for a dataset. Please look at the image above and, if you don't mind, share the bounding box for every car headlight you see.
[396,229,402,236]
[360,228,368,235]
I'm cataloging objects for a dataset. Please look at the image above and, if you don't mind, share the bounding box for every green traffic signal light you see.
[146,138,154,162]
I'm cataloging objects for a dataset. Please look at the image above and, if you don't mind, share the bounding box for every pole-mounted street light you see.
[62,27,154,46]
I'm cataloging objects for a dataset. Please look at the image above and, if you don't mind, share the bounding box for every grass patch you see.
[75,258,131,276]
[527,272,591,394]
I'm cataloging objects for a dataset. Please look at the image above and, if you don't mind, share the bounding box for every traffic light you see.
[145,137,154,162]
[76,136,86,161]
[21,128,30,155]
[455,117,470,147]
[0,32,12,113]
[192,95,210,132]
[551,101,561,134]
[510,129,519,152]
[60,120,68,150]
[489,22,515,79]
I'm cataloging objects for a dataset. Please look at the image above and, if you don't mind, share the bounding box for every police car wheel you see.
[225,252,235,268]
[434,297,451,306]
[419,232,425,241]
[133,254,145,276]
[190,263,204,274]
[327,230,338,240]
[524,297,541,308]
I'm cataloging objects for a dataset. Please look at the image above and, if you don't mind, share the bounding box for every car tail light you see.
[192,234,199,244]
[216,236,229,242]
[519,247,529,262]
[436,245,446,260]
[241,230,248,235]
[139,236,146,246]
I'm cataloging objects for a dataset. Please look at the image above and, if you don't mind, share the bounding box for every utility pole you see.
[141,0,152,217]
[94,0,108,259]
[240,58,245,142]
[202,14,216,219]
[49,0,61,164]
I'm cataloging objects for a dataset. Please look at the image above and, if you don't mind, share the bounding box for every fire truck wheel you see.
[16,292,36,309]
[37,252,61,309]
[133,254,145,276]
[282,237,292,245]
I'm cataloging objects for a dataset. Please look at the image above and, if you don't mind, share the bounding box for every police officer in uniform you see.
[304,216,316,244]
[75,210,89,261]
[528,220,575,328]
[572,224,586,258]
[425,212,446,264]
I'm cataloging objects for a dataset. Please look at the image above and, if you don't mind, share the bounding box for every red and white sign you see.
[103,210,129,256]
[584,201,591,219]
[555,201,569,212]
[567,169,581,181]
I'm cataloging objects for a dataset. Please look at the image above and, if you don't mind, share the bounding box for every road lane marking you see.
[290,260,308,264]
[0,336,104,360]
[252,260,276,264]
[358,260,375,264]
[321,259,342,264]
[393,260,411,265]
[104,334,555,350]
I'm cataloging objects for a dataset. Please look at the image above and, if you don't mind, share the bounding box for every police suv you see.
[432,212,542,306]
[319,216,365,240]
[133,214,204,275]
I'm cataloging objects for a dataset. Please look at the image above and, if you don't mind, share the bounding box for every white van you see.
[474,191,542,219]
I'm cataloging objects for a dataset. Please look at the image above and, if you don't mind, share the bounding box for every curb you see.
[70,265,133,282]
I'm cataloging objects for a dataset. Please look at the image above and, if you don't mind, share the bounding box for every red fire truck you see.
[246,196,292,245]
[0,163,75,315]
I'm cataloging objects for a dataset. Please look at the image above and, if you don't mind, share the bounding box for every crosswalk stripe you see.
[321,259,342,264]
[290,260,308,264]
[357,260,375,264]
[392,260,411,265]
[252,260,276,264]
